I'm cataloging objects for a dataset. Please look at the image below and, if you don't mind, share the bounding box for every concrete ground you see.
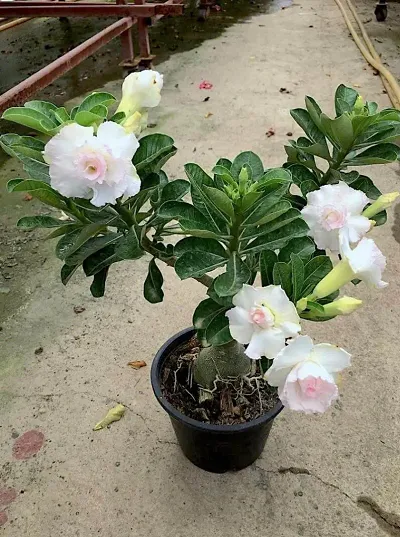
[1,0,400,535]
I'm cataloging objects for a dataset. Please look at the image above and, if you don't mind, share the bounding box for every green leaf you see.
[2,107,57,134]
[243,219,309,255]
[300,179,319,197]
[83,245,117,277]
[278,237,315,263]
[45,223,82,240]
[242,183,290,226]
[340,172,381,199]
[373,210,387,226]
[348,143,400,165]
[63,221,111,259]
[335,85,359,116]
[115,229,143,260]
[56,229,82,260]
[307,301,325,314]
[8,179,66,209]
[78,92,116,113]
[214,253,251,297]
[54,107,70,124]
[260,250,278,286]
[305,96,323,129]
[90,104,108,118]
[321,113,354,151]
[273,262,292,298]
[74,110,104,127]
[174,237,226,258]
[184,163,228,229]
[241,209,302,241]
[203,186,234,220]
[160,179,190,203]
[302,256,333,296]
[64,232,121,265]
[16,215,62,229]
[290,108,328,153]
[61,263,80,285]
[144,259,164,304]
[205,311,232,346]
[193,298,226,330]
[286,164,320,188]
[110,111,126,124]
[231,151,264,180]
[70,106,79,120]
[133,134,175,171]
[90,267,109,298]
[291,253,305,301]
[158,201,221,236]
[24,100,58,118]
[175,250,227,280]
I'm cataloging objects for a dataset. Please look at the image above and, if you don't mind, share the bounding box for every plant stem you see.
[228,213,243,253]
[320,148,348,184]
[114,200,135,228]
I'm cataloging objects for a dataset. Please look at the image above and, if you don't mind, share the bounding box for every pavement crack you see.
[278,466,311,475]
[357,496,400,536]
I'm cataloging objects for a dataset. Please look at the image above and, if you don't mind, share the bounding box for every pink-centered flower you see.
[44,122,141,207]
[301,182,371,253]
[265,335,351,413]
[226,284,301,360]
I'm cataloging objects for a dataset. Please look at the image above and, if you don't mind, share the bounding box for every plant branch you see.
[320,148,348,184]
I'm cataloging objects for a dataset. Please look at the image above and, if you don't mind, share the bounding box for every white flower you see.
[313,237,387,299]
[116,70,163,134]
[226,284,301,360]
[44,122,141,207]
[301,182,371,253]
[265,335,351,413]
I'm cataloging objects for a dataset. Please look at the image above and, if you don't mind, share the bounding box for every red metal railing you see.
[0,0,183,112]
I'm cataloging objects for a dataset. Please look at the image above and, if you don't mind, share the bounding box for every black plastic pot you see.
[151,327,284,473]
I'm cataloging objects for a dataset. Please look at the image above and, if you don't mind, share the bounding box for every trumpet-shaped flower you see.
[44,122,141,207]
[265,335,351,413]
[226,284,301,360]
[312,238,387,299]
[301,182,371,252]
[362,191,399,219]
[116,70,163,134]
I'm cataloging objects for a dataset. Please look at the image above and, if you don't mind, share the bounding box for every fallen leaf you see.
[353,83,361,88]
[127,360,147,370]
[199,80,213,90]
[204,112,213,118]
[93,404,125,431]
[286,131,293,137]
[23,194,33,201]
[266,128,275,137]
[203,96,210,102]
[73,305,85,314]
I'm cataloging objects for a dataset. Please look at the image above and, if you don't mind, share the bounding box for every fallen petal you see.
[93,404,126,431]
[127,360,147,370]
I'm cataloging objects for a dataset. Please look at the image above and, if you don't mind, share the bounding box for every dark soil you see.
[160,336,279,425]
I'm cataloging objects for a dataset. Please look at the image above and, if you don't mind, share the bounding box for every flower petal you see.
[232,284,258,310]
[97,121,139,159]
[256,285,300,326]
[311,344,351,373]
[226,307,253,345]
[245,328,285,360]
[265,335,313,386]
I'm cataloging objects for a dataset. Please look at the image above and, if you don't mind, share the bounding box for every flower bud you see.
[322,296,362,316]
[362,192,399,218]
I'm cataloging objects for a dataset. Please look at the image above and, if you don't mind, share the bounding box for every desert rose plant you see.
[1,75,399,416]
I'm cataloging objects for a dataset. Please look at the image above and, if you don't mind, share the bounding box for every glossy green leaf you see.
[78,92,116,113]
[175,250,227,280]
[90,267,109,298]
[158,201,220,235]
[242,183,290,226]
[305,96,323,129]
[160,179,190,203]
[144,259,164,304]
[278,236,315,263]
[203,186,234,219]
[334,85,358,116]
[273,262,292,298]
[231,151,264,180]
[2,106,57,134]
[83,244,117,277]
[286,164,319,188]
[348,143,400,165]
[133,134,175,171]
[243,218,309,255]
[214,253,251,297]
[302,256,333,296]
[8,179,66,209]
[193,298,226,330]
[115,229,143,260]
[321,113,354,151]
[17,216,62,229]
[61,264,79,285]
[241,209,302,241]
[260,250,278,286]
[54,107,70,124]
[291,253,305,301]
[174,237,226,258]
[205,311,232,346]
[74,110,104,127]
[290,108,328,152]
[65,232,121,265]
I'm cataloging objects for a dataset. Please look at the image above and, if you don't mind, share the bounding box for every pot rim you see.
[151,327,284,434]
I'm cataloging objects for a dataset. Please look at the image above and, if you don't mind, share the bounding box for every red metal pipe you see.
[0,2,183,17]
[0,17,135,112]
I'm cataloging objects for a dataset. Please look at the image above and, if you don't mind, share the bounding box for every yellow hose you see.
[334,0,400,109]
[0,17,31,32]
